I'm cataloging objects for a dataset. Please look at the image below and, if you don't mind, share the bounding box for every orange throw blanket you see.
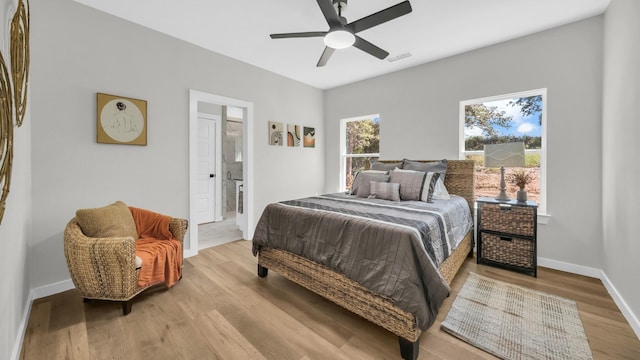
[130,207,182,288]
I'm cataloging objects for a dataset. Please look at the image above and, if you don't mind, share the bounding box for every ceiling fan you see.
[270,0,412,67]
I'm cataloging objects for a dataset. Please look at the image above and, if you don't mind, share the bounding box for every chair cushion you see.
[75,201,138,239]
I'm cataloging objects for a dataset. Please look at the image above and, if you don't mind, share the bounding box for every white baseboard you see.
[599,270,640,340]
[31,278,75,299]
[10,279,75,360]
[10,291,33,360]
[537,257,602,278]
[539,256,640,340]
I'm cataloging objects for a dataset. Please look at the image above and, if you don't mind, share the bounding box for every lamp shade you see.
[484,142,525,168]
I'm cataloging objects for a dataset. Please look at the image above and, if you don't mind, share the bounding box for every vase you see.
[516,189,528,202]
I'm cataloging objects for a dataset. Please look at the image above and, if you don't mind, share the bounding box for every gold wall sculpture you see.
[0,0,30,224]
[0,52,14,223]
[11,0,30,127]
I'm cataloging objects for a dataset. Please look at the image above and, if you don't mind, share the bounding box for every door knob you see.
[210,174,215,178]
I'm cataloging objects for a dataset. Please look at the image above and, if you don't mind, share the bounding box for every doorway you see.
[187,90,254,257]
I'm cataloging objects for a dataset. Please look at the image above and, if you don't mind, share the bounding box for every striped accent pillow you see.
[420,172,441,203]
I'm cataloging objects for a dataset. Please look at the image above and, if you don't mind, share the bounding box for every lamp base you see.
[494,190,510,202]
[494,166,510,201]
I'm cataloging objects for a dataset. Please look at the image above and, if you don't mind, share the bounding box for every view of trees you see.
[464,95,542,151]
[345,118,379,189]
[465,135,541,151]
[346,119,379,154]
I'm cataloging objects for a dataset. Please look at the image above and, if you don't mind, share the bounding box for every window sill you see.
[538,213,551,225]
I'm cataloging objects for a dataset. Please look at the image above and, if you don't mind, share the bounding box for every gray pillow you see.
[369,181,401,202]
[370,160,403,171]
[389,169,427,201]
[402,159,448,180]
[352,172,390,197]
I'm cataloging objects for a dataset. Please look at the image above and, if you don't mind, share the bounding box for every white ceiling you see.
[73,0,610,90]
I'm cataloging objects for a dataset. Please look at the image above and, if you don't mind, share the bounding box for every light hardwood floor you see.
[20,240,640,359]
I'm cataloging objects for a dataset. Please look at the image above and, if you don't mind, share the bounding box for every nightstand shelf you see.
[476,197,538,277]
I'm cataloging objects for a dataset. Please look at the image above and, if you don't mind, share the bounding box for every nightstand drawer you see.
[480,203,535,237]
[479,233,534,270]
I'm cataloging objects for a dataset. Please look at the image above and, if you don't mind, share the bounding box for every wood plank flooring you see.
[20,240,640,359]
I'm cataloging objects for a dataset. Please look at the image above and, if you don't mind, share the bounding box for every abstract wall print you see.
[287,124,300,147]
[97,93,147,145]
[269,121,283,146]
[303,126,316,148]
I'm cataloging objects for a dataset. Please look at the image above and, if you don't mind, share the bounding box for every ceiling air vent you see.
[387,52,412,62]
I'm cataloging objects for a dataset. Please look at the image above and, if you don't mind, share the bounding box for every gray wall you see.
[325,17,604,268]
[602,0,640,331]
[0,0,31,358]
[29,0,324,288]
[4,0,639,357]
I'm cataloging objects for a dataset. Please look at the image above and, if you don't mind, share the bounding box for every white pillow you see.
[432,177,451,200]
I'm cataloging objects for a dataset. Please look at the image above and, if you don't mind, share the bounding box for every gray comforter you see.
[252,193,473,330]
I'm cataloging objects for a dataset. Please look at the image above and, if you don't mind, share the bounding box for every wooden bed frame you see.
[256,160,476,360]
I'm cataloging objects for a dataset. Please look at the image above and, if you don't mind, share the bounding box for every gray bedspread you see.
[252,193,473,330]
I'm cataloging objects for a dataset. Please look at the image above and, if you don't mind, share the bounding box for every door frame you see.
[187,90,254,257]
[197,112,222,224]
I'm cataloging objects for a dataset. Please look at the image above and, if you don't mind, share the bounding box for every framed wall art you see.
[97,93,147,145]
[303,126,315,148]
[287,124,300,147]
[269,121,283,146]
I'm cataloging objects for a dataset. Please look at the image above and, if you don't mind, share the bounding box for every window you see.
[460,89,547,214]
[340,115,380,191]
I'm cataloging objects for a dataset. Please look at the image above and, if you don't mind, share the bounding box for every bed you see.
[251,160,475,360]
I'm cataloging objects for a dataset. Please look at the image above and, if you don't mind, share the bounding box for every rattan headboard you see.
[368,160,476,211]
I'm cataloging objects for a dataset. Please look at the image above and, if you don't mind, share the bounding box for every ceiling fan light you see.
[324,30,355,49]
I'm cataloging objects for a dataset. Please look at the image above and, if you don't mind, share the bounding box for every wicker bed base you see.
[255,159,475,359]
[257,231,473,359]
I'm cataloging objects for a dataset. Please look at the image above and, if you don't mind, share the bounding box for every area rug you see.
[441,272,592,360]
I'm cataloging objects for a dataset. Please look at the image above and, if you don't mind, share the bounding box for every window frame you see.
[339,114,381,191]
[459,89,548,217]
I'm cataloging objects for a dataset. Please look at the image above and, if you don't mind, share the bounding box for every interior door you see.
[197,115,218,224]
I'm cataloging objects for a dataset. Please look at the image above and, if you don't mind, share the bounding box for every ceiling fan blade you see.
[346,1,412,34]
[316,0,342,28]
[316,46,335,67]
[353,36,389,59]
[270,31,327,39]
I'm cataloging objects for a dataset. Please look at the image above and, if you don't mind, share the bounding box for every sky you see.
[465,97,542,138]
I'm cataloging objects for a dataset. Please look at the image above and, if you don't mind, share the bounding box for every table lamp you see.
[483,142,525,201]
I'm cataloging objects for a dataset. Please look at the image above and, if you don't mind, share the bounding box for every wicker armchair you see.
[64,215,188,315]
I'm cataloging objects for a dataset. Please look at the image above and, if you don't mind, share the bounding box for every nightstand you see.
[477,197,538,277]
